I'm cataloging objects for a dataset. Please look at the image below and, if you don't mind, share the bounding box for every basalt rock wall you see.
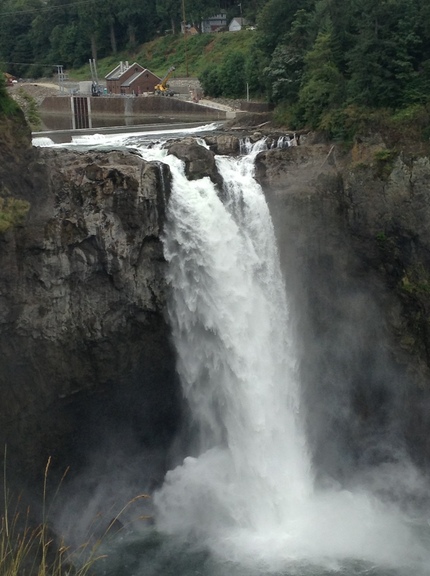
[256,141,430,475]
[3,117,430,487]
[0,121,180,481]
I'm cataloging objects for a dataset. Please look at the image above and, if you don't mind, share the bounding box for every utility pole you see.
[55,65,66,93]
[182,0,188,77]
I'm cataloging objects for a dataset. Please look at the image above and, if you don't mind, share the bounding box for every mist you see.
[50,134,430,575]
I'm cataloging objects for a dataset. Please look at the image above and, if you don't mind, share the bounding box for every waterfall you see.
[144,141,430,572]
[153,143,312,546]
[38,128,430,574]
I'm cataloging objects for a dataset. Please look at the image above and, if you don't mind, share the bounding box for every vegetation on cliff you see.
[11,88,41,130]
[0,448,156,576]
[0,76,19,117]
[0,196,30,234]
[0,76,32,233]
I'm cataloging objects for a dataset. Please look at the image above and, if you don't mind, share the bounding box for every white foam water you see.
[142,141,430,574]
[32,136,56,147]
[32,123,221,149]
[36,131,430,575]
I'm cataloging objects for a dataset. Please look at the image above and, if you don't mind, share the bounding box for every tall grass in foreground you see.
[1,453,150,576]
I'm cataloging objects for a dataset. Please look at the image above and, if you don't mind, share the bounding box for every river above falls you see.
[33,117,223,144]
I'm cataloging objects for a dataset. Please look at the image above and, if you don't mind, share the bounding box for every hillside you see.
[3,0,430,137]
[70,30,256,82]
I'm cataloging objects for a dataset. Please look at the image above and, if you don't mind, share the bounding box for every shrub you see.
[0,197,30,234]
[0,76,20,117]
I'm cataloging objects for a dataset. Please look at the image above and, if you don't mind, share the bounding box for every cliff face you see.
[0,130,180,479]
[256,142,430,475]
[3,119,430,485]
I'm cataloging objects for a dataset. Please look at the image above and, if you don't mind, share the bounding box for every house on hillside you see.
[228,17,248,32]
[105,61,160,95]
[180,23,199,34]
[201,13,227,33]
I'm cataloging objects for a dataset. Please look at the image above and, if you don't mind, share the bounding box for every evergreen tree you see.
[264,8,313,103]
[297,26,345,127]
[156,0,181,34]
[346,0,421,108]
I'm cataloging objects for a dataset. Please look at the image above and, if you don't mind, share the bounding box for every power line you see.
[0,61,62,67]
[0,0,106,17]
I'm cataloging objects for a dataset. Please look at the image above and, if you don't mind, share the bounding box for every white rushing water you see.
[38,129,430,574]
[154,143,312,543]
[139,140,430,574]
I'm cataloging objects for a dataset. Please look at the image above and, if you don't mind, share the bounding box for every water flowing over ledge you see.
[127,137,430,575]
[14,129,430,576]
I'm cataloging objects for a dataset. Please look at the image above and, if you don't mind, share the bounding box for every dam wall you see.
[40,95,229,120]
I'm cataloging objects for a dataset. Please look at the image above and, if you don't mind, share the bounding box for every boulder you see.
[167,138,222,186]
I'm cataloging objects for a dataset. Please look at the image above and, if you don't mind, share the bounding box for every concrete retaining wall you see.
[41,96,72,114]
[40,95,228,120]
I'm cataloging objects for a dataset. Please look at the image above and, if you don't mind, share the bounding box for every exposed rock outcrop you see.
[168,138,221,185]
[3,119,430,486]
[0,141,180,479]
[256,143,430,473]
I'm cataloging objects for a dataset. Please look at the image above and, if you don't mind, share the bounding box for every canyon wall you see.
[2,114,430,489]
[0,117,180,482]
[256,140,430,477]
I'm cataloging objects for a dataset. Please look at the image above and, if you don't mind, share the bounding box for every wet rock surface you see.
[168,137,221,185]
[3,119,430,484]
[256,142,430,472]
[0,133,179,479]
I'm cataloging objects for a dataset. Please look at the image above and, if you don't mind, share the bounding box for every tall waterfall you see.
[36,128,430,574]
[148,141,429,572]
[155,143,312,543]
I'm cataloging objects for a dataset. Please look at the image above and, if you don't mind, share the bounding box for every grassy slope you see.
[70,30,256,80]
[0,84,31,233]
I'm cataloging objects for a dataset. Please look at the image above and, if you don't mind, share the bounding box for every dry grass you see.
[0,452,150,576]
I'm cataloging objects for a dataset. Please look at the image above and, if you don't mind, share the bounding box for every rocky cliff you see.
[255,139,430,476]
[3,115,430,490]
[0,118,180,482]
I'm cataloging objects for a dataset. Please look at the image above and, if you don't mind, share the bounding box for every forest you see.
[1,0,430,133]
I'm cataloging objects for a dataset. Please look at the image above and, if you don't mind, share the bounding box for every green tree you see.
[264,8,313,103]
[257,0,314,53]
[156,0,181,34]
[118,0,159,49]
[266,44,303,103]
[200,66,222,97]
[0,0,43,76]
[244,43,269,97]
[346,0,421,108]
[185,0,220,33]
[220,51,246,98]
[49,22,88,68]
[297,27,345,127]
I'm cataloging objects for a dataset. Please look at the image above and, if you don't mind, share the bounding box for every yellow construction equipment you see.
[154,66,175,96]
[3,72,16,86]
